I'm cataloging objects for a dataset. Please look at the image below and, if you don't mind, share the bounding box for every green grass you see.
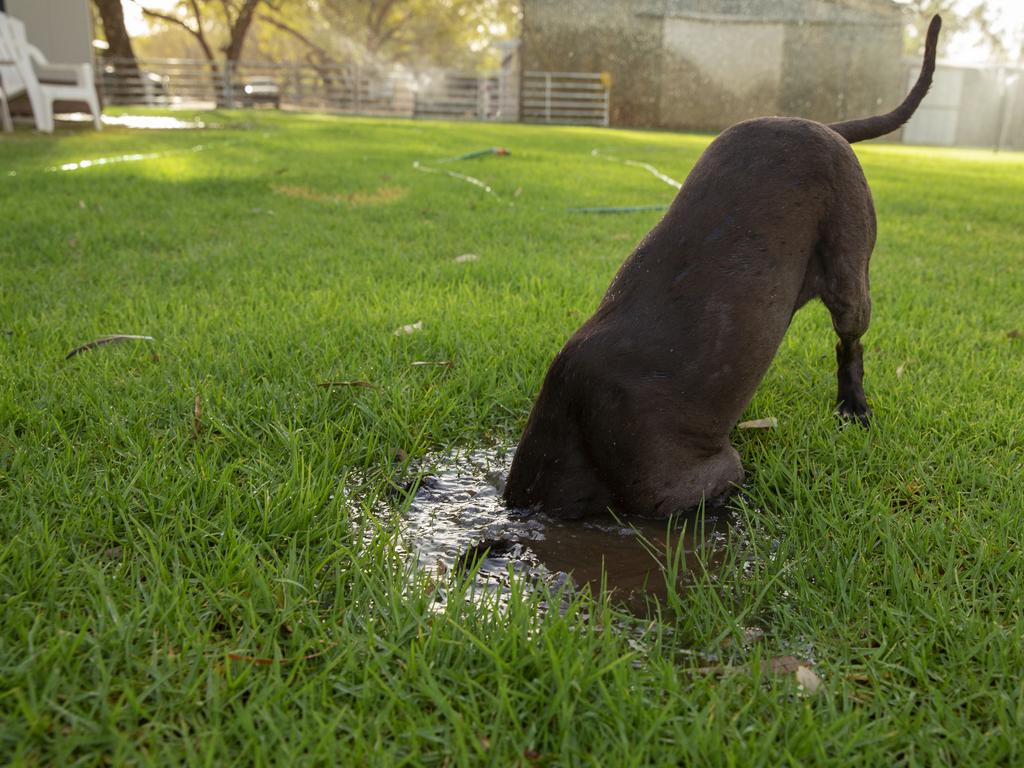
[2,109,1023,765]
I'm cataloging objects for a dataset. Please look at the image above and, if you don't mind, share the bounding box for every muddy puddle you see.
[397,448,736,615]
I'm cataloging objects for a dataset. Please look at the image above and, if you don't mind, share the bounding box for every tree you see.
[92,0,144,101]
[93,0,139,62]
[896,0,1008,60]
[270,0,521,70]
[134,0,276,104]
[138,0,262,63]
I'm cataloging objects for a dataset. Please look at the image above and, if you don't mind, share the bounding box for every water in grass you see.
[58,113,208,130]
[400,448,734,615]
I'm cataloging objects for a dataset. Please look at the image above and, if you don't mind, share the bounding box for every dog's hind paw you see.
[837,400,872,427]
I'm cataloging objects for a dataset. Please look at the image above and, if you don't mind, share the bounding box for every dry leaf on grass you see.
[763,655,807,675]
[454,253,479,263]
[1008,329,1022,339]
[737,417,778,430]
[683,654,822,693]
[896,361,908,378]
[394,321,423,335]
[411,360,454,368]
[227,643,337,666]
[318,380,377,389]
[795,664,823,694]
[65,334,154,359]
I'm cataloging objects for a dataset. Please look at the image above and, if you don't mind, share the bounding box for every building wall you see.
[6,0,93,64]
[902,63,1024,150]
[956,68,1009,148]
[1005,76,1024,151]
[778,19,904,125]
[660,18,785,130]
[522,0,905,131]
[521,0,664,126]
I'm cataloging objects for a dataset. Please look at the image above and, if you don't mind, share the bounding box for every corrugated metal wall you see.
[903,62,1024,150]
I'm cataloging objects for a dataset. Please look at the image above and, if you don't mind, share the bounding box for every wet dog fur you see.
[504,17,942,519]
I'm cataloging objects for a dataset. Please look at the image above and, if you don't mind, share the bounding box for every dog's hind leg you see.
[581,402,745,519]
[505,406,615,519]
[820,203,875,425]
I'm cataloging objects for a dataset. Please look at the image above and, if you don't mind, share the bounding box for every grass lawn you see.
[2,109,1023,765]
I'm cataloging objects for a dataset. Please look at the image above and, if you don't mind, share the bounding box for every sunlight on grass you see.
[862,141,1024,164]
[1,110,1022,765]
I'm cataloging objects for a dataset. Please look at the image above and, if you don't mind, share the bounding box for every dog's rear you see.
[505,17,943,519]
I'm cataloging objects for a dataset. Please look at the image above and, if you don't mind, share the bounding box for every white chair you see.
[0,11,101,133]
[0,77,12,132]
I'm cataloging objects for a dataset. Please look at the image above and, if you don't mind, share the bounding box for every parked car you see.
[241,77,280,109]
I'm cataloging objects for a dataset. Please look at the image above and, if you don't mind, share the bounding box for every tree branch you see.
[258,13,337,63]
[218,0,237,27]
[373,9,412,51]
[188,0,204,30]
[371,0,402,38]
[140,4,216,62]
[223,0,262,61]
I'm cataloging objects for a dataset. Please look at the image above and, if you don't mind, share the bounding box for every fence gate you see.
[520,71,609,126]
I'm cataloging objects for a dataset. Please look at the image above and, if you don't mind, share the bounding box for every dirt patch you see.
[348,186,408,206]
[273,184,407,206]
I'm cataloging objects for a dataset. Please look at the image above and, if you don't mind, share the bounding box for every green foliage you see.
[896,0,1009,58]
[134,0,520,70]
[1,111,1023,764]
[315,0,520,67]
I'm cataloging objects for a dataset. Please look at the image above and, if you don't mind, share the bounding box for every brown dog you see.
[505,17,942,519]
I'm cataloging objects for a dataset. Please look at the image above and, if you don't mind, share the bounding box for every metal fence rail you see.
[97,58,607,126]
[520,71,609,126]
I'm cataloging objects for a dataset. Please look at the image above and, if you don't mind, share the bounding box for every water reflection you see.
[400,448,733,615]
[47,145,206,172]
[58,113,207,130]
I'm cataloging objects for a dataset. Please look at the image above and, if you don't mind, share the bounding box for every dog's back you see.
[505,17,943,519]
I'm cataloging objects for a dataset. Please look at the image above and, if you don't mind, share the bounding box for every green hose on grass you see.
[438,147,511,163]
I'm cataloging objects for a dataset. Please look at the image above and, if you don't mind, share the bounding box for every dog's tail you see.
[828,15,941,144]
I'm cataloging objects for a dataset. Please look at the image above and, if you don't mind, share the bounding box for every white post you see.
[545,72,551,123]
[223,60,235,108]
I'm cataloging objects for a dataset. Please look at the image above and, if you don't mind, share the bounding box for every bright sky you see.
[123,0,174,37]
[122,0,1024,64]
[945,0,1024,63]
